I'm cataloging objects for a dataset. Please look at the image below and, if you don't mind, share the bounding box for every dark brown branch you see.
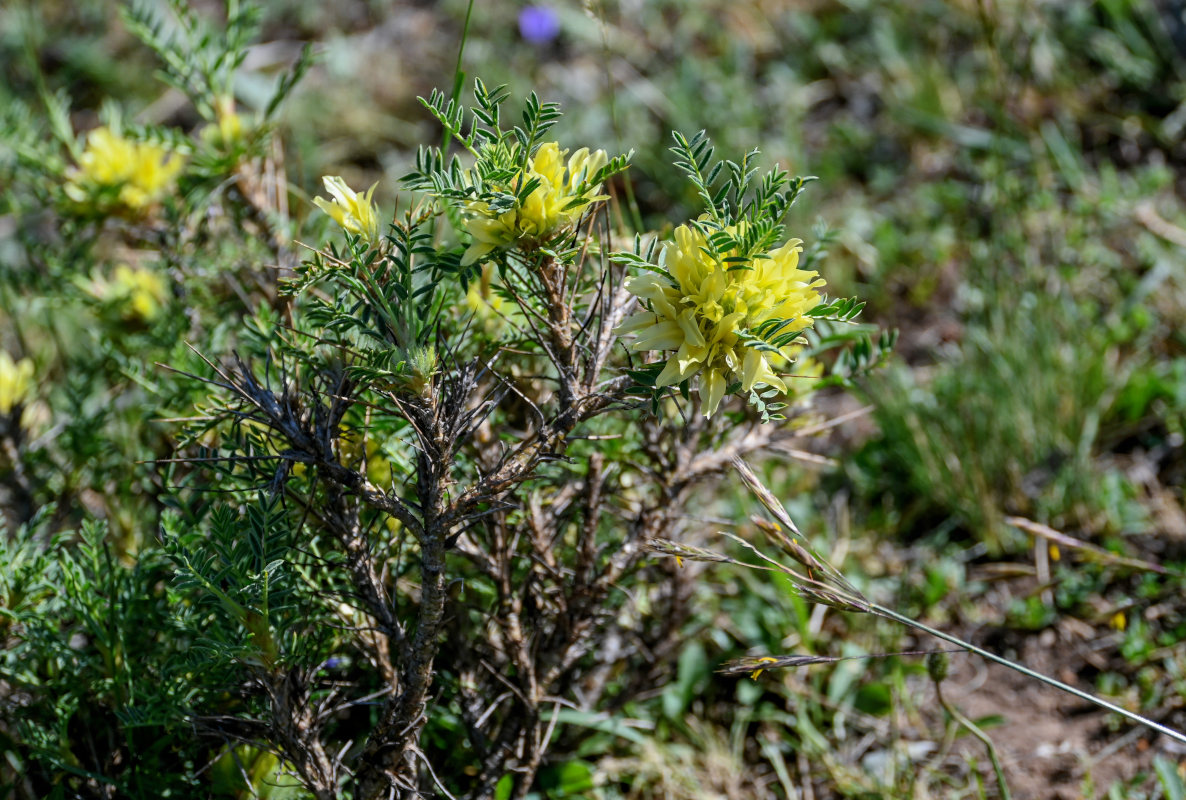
[446,376,631,524]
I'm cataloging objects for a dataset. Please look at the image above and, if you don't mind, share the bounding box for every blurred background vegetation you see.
[3,0,1186,797]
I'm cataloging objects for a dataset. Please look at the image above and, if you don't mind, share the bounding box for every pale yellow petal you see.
[700,368,727,417]
[741,349,787,393]
[624,274,679,319]
[314,196,348,228]
[655,355,689,387]
[629,320,686,352]
[676,309,706,349]
[655,343,704,387]
[461,240,496,267]
[614,311,659,335]
[0,353,33,414]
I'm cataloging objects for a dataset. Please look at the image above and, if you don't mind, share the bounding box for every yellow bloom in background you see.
[339,431,399,488]
[617,223,825,417]
[0,352,34,415]
[114,264,168,322]
[65,126,185,212]
[465,282,506,316]
[462,142,608,265]
[84,263,170,324]
[201,95,246,151]
[315,176,381,246]
[783,347,824,397]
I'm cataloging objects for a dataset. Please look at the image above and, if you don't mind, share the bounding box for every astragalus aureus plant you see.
[617,222,824,416]
[613,131,875,421]
[169,82,884,800]
[64,125,186,215]
[458,139,609,265]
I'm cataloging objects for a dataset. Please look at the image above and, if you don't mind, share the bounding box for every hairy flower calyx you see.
[617,223,825,417]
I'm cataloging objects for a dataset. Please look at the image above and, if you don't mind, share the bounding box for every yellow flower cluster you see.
[201,95,245,150]
[0,352,34,415]
[314,176,380,246]
[617,224,825,417]
[84,263,169,323]
[462,142,608,266]
[65,127,185,212]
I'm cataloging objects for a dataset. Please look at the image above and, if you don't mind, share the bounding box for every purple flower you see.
[519,6,561,45]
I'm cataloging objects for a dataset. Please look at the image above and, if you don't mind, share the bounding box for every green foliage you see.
[165,498,323,671]
[668,128,813,259]
[120,0,310,124]
[408,79,631,207]
[856,283,1144,552]
[291,209,454,390]
[0,512,197,798]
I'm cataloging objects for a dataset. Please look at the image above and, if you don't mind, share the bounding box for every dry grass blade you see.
[732,457,863,596]
[719,648,962,678]
[725,470,1186,747]
[731,456,804,536]
[1006,516,1174,575]
[645,538,735,566]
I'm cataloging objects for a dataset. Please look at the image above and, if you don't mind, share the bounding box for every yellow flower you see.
[65,126,185,212]
[339,431,398,488]
[201,95,245,150]
[0,352,34,415]
[783,347,824,397]
[464,266,508,336]
[462,142,608,266]
[617,223,825,417]
[314,176,381,246]
[750,656,780,680]
[84,263,169,323]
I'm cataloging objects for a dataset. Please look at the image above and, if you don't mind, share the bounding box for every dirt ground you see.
[937,626,1186,799]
